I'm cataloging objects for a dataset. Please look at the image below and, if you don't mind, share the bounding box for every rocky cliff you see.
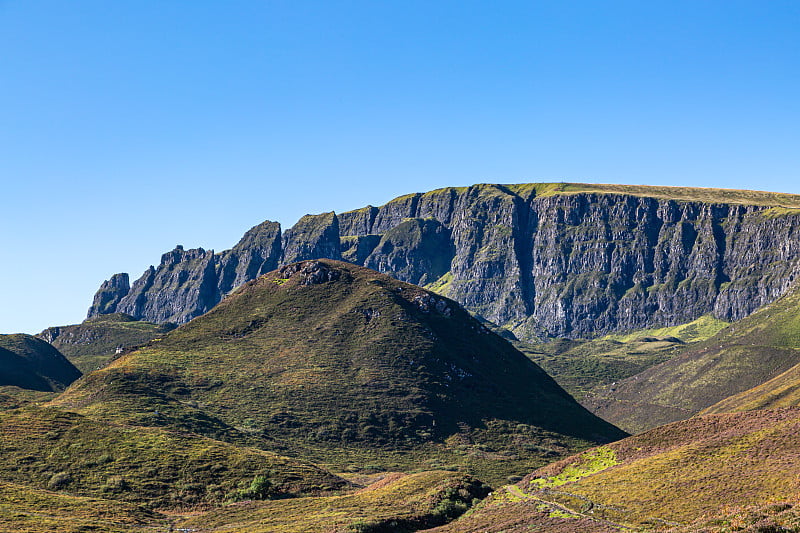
[87,183,800,340]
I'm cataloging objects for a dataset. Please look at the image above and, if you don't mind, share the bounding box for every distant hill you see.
[54,260,625,483]
[435,407,800,531]
[38,313,173,373]
[87,183,800,341]
[0,334,80,392]
[583,281,800,433]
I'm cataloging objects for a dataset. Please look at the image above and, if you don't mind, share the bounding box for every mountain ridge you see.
[87,182,800,342]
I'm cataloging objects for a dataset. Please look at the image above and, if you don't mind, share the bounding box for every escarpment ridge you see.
[88,183,800,341]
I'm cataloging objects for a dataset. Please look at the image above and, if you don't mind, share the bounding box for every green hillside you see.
[582,282,800,432]
[518,315,728,400]
[38,313,173,373]
[53,260,624,484]
[502,181,800,207]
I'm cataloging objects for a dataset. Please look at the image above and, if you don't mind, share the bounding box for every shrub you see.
[228,474,275,501]
[47,472,72,490]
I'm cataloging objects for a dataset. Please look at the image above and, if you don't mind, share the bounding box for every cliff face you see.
[87,184,800,340]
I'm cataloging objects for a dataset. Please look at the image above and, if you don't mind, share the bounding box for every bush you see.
[228,474,275,501]
[47,472,72,490]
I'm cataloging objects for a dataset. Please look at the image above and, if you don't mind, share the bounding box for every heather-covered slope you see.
[0,480,162,533]
[0,334,81,392]
[59,260,625,483]
[88,183,800,341]
[38,313,173,373]
[0,406,347,509]
[436,407,800,531]
[177,471,489,533]
[583,281,800,433]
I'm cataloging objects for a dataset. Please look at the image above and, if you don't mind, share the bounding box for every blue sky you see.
[1,1,798,333]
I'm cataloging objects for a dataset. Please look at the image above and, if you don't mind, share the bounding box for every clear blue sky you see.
[1,1,798,334]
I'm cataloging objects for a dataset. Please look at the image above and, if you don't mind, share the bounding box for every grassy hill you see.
[582,281,800,433]
[38,313,173,373]
[52,260,624,484]
[436,407,800,531]
[0,334,81,393]
[0,480,164,533]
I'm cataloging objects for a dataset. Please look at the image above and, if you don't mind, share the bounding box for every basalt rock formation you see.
[87,183,800,341]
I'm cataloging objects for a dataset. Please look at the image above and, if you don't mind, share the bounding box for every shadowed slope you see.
[0,334,81,392]
[53,260,624,482]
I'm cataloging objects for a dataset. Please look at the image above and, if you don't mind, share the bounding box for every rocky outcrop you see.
[281,212,340,264]
[86,222,284,326]
[88,184,800,340]
[217,220,283,294]
[363,218,454,286]
[87,273,130,316]
[112,246,218,324]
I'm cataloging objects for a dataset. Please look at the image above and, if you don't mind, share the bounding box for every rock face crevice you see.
[88,184,800,340]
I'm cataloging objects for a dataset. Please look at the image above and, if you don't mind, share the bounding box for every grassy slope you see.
[440,408,800,531]
[39,313,173,373]
[664,501,800,532]
[178,470,489,533]
[506,182,800,207]
[0,480,163,533]
[582,282,800,433]
[0,406,348,510]
[52,260,624,485]
[702,359,800,415]
[518,315,728,400]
